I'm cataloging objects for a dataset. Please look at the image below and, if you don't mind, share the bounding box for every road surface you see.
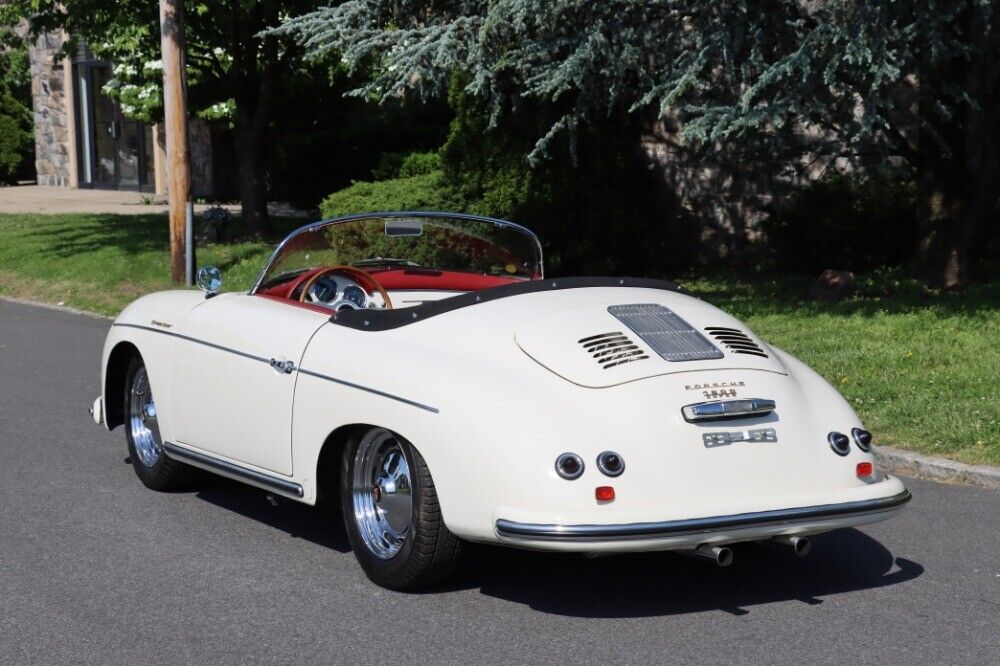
[1,299,997,664]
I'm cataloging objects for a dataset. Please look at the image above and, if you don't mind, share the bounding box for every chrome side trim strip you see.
[495,489,911,542]
[162,442,304,498]
[112,323,269,363]
[297,368,440,413]
[113,323,437,413]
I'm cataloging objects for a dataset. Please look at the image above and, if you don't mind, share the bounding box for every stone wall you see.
[27,31,72,187]
[640,119,863,264]
[189,118,213,198]
[154,118,215,198]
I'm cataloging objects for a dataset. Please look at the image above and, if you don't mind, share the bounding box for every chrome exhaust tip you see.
[772,535,811,557]
[687,543,734,567]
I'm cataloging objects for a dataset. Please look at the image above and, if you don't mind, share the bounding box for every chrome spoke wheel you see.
[351,429,413,560]
[128,366,162,467]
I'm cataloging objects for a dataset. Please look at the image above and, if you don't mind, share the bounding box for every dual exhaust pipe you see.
[684,535,811,567]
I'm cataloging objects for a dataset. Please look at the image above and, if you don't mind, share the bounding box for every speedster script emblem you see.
[703,428,777,448]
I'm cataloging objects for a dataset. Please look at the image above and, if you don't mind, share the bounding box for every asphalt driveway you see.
[0,298,997,664]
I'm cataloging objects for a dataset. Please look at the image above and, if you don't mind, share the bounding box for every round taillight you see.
[597,451,625,477]
[828,431,851,456]
[555,453,584,480]
[852,427,873,452]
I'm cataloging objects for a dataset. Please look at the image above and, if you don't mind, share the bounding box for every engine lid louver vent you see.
[579,331,650,369]
[704,327,769,358]
[608,304,724,362]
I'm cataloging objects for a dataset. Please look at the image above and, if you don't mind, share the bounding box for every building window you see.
[72,50,155,192]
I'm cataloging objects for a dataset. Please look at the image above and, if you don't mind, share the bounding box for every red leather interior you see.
[366,268,520,292]
[255,267,524,311]
[255,293,332,315]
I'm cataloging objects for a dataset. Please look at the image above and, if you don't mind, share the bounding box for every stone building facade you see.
[26,30,214,196]
[27,31,73,187]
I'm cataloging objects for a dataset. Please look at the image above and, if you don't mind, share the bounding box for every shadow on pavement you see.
[193,475,352,553]
[464,529,923,617]
[179,473,922,616]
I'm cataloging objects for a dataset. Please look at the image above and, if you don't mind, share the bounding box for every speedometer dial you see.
[312,275,338,303]
[342,285,367,308]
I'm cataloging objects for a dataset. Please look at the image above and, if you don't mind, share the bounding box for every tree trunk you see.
[914,119,998,288]
[915,2,1000,287]
[228,0,274,238]
[234,111,270,237]
[914,148,974,289]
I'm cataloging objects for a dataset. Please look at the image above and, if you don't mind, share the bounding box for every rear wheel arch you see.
[105,342,141,430]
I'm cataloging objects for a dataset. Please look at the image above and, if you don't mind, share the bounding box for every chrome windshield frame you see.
[248,211,545,295]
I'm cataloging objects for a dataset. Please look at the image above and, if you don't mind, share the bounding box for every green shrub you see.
[318,79,681,276]
[398,151,441,178]
[370,150,441,181]
[0,44,34,183]
[370,152,406,181]
[319,170,464,218]
[763,171,917,273]
[440,76,680,276]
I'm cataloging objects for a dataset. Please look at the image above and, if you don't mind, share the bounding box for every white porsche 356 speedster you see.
[93,211,910,589]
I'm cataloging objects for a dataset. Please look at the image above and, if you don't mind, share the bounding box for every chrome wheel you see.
[351,429,413,560]
[128,366,162,467]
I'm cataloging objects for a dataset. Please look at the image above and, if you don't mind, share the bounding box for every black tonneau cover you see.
[329,276,685,331]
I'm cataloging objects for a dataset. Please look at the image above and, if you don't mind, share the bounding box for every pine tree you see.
[277,0,1000,286]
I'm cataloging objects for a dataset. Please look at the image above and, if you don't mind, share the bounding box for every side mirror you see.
[196,266,223,295]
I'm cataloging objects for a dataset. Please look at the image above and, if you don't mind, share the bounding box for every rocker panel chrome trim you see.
[162,441,304,498]
[494,489,911,542]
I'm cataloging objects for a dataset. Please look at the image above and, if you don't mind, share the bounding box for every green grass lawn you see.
[0,213,297,314]
[1,212,997,466]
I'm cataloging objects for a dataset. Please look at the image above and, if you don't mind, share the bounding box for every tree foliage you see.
[277,1,912,157]
[0,39,34,182]
[281,0,1000,284]
[1,0,326,233]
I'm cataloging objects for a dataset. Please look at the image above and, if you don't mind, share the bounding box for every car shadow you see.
[181,474,922,616]
[192,475,352,553]
[457,530,923,617]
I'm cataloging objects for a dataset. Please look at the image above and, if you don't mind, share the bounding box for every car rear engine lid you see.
[516,302,786,387]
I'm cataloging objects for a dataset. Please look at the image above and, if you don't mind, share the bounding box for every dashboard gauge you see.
[312,275,338,303]
[342,285,367,308]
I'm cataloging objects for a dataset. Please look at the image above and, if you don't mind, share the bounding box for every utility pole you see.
[159,0,195,285]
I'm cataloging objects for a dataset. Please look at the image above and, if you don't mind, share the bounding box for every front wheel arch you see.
[104,341,140,430]
[315,423,374,507]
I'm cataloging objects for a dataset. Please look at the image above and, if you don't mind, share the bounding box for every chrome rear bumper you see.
[495,489,911,542]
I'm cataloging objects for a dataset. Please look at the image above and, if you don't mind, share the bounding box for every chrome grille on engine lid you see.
[704,327,769,358]
[607,304,724,362]
[579,331,650,369]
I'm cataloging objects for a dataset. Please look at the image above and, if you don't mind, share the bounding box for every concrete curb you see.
[875,446,1000,492]
[0,295,113,321]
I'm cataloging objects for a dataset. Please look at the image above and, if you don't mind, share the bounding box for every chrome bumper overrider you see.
[495,489,911,542]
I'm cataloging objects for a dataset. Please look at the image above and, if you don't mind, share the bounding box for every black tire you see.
[340,428,463,590]
[123,356,191,491]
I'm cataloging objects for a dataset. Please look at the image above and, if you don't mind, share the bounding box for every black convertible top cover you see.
[329,276,686,331]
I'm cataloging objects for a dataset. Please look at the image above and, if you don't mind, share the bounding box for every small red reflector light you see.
[595,486,615,502]
[856,462,874,478]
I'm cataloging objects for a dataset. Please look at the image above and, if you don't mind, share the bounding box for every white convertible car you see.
[93,211,910,589]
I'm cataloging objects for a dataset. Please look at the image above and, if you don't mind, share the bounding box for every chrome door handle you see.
[268,358,295,374]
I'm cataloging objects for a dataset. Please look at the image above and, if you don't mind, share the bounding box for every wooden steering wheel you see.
[298,266,393,309]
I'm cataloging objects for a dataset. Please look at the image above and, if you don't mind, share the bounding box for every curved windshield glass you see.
[253,214,543,291]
